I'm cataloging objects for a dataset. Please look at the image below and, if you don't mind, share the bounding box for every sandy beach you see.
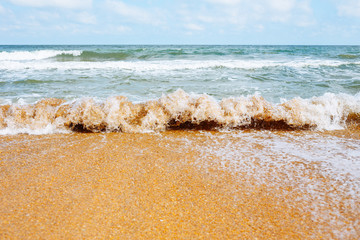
[1,130,359,239]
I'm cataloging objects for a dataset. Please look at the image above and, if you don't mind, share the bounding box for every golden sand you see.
[0,131,359,239]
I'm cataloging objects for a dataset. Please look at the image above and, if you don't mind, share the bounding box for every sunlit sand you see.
[1,131,359,239]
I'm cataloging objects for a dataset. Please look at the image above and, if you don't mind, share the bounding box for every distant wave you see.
[53,51,132,61]
[1,59,359,71]
[338,54,360,59]
[1,89,359,134]
[1,48,360,62]
[0,50,82,61]
[0,49,189,62]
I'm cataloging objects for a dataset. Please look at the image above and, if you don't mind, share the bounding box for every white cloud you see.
[185,23,204,31]
[206,0,296,11]
[267,0,296,12]
[30,10,60,21]
[338,0,360,18]
[199,0,314,27]
[198,15,216,23]
[77,12,96,24]
[255,24,264,32]
[106,0,161,25]
[116,25,130,32]
[0,4,6,14]
[298,0,312,14]
[294,1,315,26]
[9,0,92,9]
[54,24,76,33]
[206,0,242,5]
[296,17,315,27]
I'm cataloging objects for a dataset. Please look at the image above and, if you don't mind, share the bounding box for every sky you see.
[0,0,360,45]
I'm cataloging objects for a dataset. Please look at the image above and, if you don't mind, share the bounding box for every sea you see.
[0,45,360,134]
[1,45,360,237]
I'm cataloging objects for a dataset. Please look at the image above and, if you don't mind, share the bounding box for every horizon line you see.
[1,44,360,46]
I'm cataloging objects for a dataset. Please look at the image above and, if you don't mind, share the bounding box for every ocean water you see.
[0,45,360,134]
[1,45,360,238]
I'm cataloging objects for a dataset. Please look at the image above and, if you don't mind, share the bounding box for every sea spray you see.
[0,50,82,61]
[1,90,359,134]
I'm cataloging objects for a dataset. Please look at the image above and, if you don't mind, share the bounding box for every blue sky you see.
[0,0,360,44]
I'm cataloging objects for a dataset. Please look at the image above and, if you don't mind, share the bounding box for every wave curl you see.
[1,90,360,134]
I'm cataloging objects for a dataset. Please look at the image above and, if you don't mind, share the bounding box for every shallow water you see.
[0,130,359,239]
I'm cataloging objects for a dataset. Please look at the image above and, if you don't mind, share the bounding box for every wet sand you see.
[0,131,359,239]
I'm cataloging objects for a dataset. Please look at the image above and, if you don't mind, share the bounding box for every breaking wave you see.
[338,54,360,59]
[0,50,82,61]
[53,51,133,61]
[1,59,359,71]
[1,90,359,135]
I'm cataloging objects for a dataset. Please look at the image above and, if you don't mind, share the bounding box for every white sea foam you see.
[0,50,82,61]
[0,124,70,135]
[195,130,360,239]
[0,90,359,135]
[0,58,358,71]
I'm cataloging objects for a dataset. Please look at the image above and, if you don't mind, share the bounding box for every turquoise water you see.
[1,45,360,104]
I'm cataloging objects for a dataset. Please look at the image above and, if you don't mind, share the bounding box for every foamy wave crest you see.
[1,59,358,71]
[0,50,82,61]
[0,90,359,134]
